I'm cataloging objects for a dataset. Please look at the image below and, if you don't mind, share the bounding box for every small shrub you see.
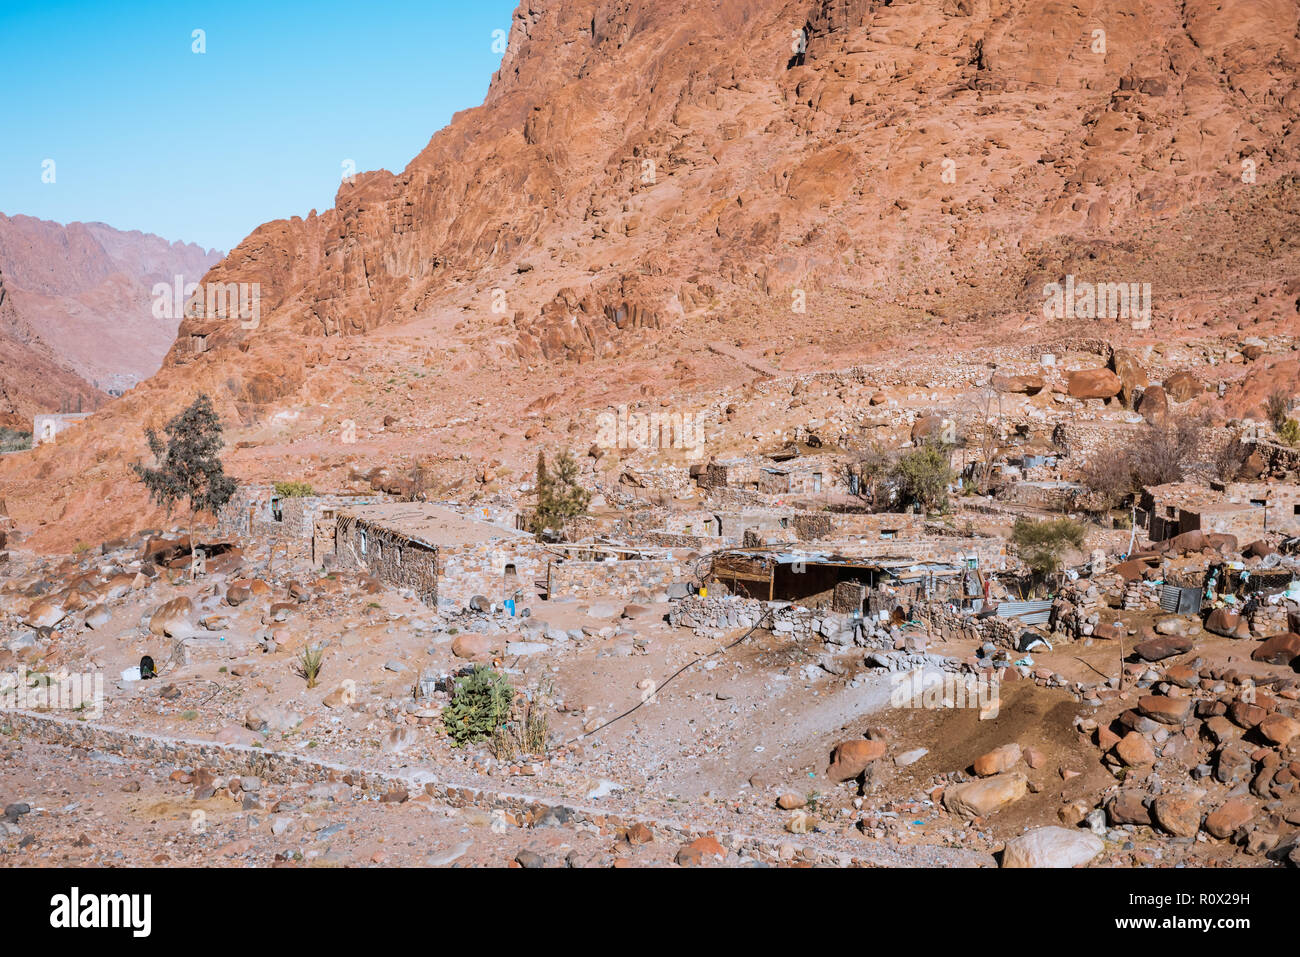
[1279,418,1300,447]
[0,428,32,453]
[492,681,553,759]
[296,644,325,688]
[1264,390,1289,429]
[443,666,513,746]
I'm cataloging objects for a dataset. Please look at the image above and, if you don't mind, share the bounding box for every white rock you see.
[1002,826,1104,868]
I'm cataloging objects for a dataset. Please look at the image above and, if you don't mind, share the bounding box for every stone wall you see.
[3,711,890,868]
[546,558,686,600]
[438,541,550,610]
[334,513,438,604]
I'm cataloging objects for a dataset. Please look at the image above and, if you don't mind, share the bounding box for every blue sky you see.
[0,0,517,252]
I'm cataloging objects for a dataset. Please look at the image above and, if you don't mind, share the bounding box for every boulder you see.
[1137,385,1168,421]
[1115,731,1156,767]
[675,835,726,867]
[83,604,111,629]
[1110,348,1149,405]
[451,633,502,659]
[1152,793,1202,837]
[1203,798,1254,840]
[1066,368,1122,399]
[1108,790,1153,826]
[1137,694,1193,725]
[992,373,1044,395]
[942,772,1029,819]
[22,600,66,629]
[973,743,1022,777]
[1204,607,1250,639]
[827,738,886,782]
[149,596,196,638]
[1133,635,1193,662]
[1002,826,1104,868]
[243,705,303,734]
[1251,633,1300,666]
[1163,370,1201,402]
[1258,714,1299,747]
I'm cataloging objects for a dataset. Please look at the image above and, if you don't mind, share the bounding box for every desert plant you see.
[0,427,31,453]
[274,480,314,498]
[890,442,954,512]
[1279,418,1300,447]
[296,644,325,689]
[443,666,513,746]
[132,393,237,578]
[846,442,895,508]
[491,681,552,760]
[1011,517,1088,587]
[1212,434,1251,483]
[1080,417,1205,508]
[1264,389,1290,429]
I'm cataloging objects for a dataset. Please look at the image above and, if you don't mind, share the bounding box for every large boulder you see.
[826,738,886,782]
[973,743,1022,777]
[451,633,504,659]
[1137,694,1193,725]
[1066,368,1122,399]
[1163,370,1201,402]
[1002,826,1104,868]
[943,772,1029,819]
[1152,793,1202,837]
[1203,798,1254,840]
[23,599,67,629]
[1137,385,1168,421]
[1204,607,1251,639]
[1251,633,1300,666]
[1132,634,1193,662]
[992,373,1044,395]
[149,596,196,638]
[1110,348,1149,406]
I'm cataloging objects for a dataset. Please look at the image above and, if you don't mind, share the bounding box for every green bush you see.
[442,666,513,746]
[1279,418,1300,447]
[890,442,954,512]
[1011,517,1088,581]
[0,428,31,453]
[274,480,314,498]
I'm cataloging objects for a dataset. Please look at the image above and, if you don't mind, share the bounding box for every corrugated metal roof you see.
[995,599,1054,625]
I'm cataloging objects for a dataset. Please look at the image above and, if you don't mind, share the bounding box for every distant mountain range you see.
[0,213,222,426]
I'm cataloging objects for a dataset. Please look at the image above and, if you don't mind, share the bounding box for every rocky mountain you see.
[2,0,1299,548]
[0,263,104,430]
[0,214,222,394]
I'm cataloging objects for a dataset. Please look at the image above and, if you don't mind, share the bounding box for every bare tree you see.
[845,442,895,510]
[960,387,1006,495]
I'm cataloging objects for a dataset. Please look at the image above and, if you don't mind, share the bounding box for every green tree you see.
[532,449,589,536]
[890,442,954,512]
[132,393,237,578]
[1011,517,1087,589]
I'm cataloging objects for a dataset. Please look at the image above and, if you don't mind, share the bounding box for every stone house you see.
[333,503,548,609]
